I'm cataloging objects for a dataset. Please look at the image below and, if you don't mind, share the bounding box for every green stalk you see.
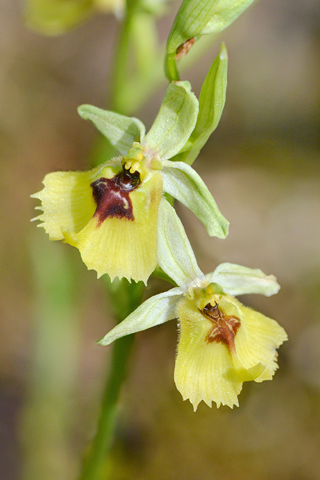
[78,336,134,480]
[78,278,144,480]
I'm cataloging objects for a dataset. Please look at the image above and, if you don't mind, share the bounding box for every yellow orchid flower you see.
[32,82,229,283]
[175,283,286,410]
[99,200,287,410]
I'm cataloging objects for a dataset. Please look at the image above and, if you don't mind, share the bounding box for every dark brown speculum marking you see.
[201,302,241,352]
[91,167,141,225]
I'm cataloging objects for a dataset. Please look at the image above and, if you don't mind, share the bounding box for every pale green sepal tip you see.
[143,81,199,160]
[157,198,204,288]
[162,160,229,239]
[166,0,254,55]
[205,262,280,297]
[98,287,184,346]
[78,104,146,155]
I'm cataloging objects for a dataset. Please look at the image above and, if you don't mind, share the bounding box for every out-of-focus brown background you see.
[1,0,320,479]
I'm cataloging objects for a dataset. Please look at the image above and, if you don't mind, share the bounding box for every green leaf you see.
[25,0,93,35]
[78,105,146,155]
[162,160,229,238]
[157,198,204,287]
[98,287,183,345]
[205,263,280,297]
[143,81,198,160]
[172,43,228,165]
[165,0,253,80]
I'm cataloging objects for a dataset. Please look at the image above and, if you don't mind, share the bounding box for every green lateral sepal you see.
[98,287,184,345]
[78,105,146,155]
[205,263,281,297]
[162,160,229,238]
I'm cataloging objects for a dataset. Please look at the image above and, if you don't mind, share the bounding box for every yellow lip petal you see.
[32,156,163,283]
[174,297,242,411]
[174,289,287,411]
[31,161,120,240]
[63,171,163,283]
[31,171,96,240]
[234,299,288,382]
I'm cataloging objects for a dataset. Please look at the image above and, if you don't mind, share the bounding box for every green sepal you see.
[157,198,204,287]
[98,287,183,345]
[162,160,229,238]
[143,81,198,160]
[172,43,228,165]
[165,0,253,80]
[25,0,93,35]
[78,105,146,155]
[205,263,280,297]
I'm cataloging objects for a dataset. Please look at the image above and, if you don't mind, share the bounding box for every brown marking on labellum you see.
[200,302,241,352]
[91,167,141,225]
[176,38,195,60]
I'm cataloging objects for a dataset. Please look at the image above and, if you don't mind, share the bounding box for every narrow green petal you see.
[143,81,199,160]
[78,105,146,155]
[173,43,228,165]
[64,171,163,283]
[162,160,229,238]
[206,263,280,297]
[157,198,204,287]
[31,162,116,240]
[99,287,184,345]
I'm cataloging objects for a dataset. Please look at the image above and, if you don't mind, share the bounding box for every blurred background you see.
[1,0,320,479]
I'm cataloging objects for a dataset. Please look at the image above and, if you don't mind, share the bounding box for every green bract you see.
[172,43,228,165]
[165,0,253,80]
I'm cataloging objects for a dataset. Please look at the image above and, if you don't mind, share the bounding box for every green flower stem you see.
[78,335,134,480]
[78,279,144,480]
[165,52,180,82]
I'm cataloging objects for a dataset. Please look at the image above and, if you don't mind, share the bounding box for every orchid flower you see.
[99,199,287,410]
[32,79,229,283]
